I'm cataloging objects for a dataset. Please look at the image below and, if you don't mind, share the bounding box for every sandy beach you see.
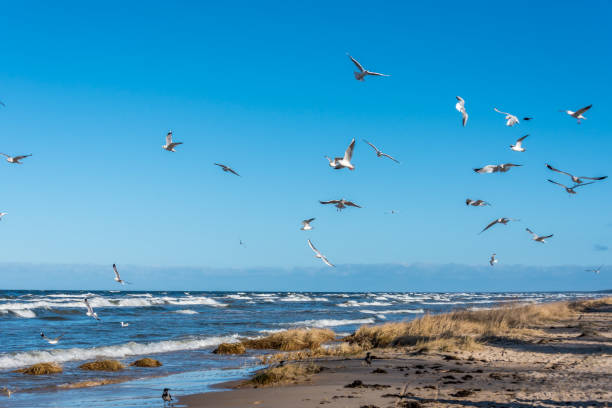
[182,299,611,408]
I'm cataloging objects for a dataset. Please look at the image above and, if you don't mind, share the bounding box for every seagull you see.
[162,388,172,405]
[523,117,533,121]
[120,321,129,327]
[547,179,595,195]
[585,265,603,274]
[40,332,64,345]
[480,217,519,234]
[494,108,519,127]
[300,218,315,231]
[319,198,361,211]
[347,54,389,81]
[364,351,372,366]
[0,153,32,164]
[325,138,356,170]
[0,212,7,220]
[385,210,399,214]
[162,131,183,152]
[466,199,490,207]
[1,387,12,398]
[474,163,522,174]
[526,228,553,243]
[112,264,130,285]
[83,298,100,321]
[489,253,498,266]
[239,239,246,247]
[362,140,399,163]
[545,164,607,184]
[510,135,529,152]
[455,96,468,127]
[561,104,592,124]
[214,163,240,176]
[307,239,334,267]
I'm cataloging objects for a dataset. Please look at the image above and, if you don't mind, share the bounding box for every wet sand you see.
[182,303,611,407]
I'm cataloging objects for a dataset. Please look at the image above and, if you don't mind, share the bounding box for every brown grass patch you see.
[79,360,125,371]
[242,328,336,351]
[130,358,162,367]
[260,342,363,364]
[246,363,321,387]
[570,296,612,311]
[213,342,246,355]
[15,362,63,375]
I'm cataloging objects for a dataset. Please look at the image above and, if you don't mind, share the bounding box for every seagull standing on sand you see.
[325,139,356,170]
[489,253,498,266]
[319,198,361,211]
[162,388,172,405]
[494,108,519,127]
[347,54,389,81]
[545,164,607,184]
[300,218,315,231]
[307,239,334,267]
[455,96,468,127]
[162,131,183,152]
[474,163,522,174]
[112,264,129,285]
[0,153,32,164]
[83,298,100,321]
[561,105,592,124]
[120,321,129,327]
[214,163,240,176]
[480,218,519,234]
[585,265,603,274]
[547,179,594,195]
[526,228,553,243]
[510,135,529,152]
[362,140,399,163]
[40,332,64,345]
[364,351,372,366]
[466,199,490,207]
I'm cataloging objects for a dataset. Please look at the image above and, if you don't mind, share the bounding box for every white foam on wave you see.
[337,301,393,307]
[288,318,375,328]
[225,295,252,300]
[11,309,37,318]
[359,309,424,315]
[174,309,198,315]
[0,334,240,369]
[280,295,314,302]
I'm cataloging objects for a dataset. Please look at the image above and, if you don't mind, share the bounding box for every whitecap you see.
[288,318,375,328]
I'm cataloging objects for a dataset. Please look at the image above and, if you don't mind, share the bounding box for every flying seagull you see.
[120,321,129,327]
[319,198,361,211]
[489,253,498,266]
[494,108,519,127]
[545,164,607,184]
[40,332,64,345]
[162,131,183,152]
[523,117,533,121]
[300,218,315,231]
[510,134,529,152]
[0,153,32,164]
[0,212,7,220]
[347,54,389,81]
[214,163,240,176]
[112,264,129,285]
[325,138,356,170]
[585,265,602,274]
[385,210,399,214]
[480,217,519,234]
[547,179,594,195]
[307,239,334,267]
[474,163,522,174]
[239,239,246,247]
[363,140,399,163]
[466,199,490,207]
[561,104,592,124]
[162,388,172,405]
[455,96,468,127]
[83,298,100,321]
[526,228,553,243]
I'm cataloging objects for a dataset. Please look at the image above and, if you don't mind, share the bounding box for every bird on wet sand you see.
[364,351,372,366]
[162,388,172,405]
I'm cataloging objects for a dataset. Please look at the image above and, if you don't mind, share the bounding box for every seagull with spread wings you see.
[561,104,592,124]
[494,107,519,127]
[0,212,7,220]
[112,264,130,285]
[83,298,100,321]
[547,179,594,195]
[480,217,519,234]
[347,54,389,81]
[362,140,399,163]
[214,163,240,176]
[319,198,361,211]
[466,199,490,207]
[300,218,315,231]
[307,239,334,267]
[474,163,522,174]
[0,153,32,164]
[585,265,603,274]
[325,138,356,170]
[489,253,498,266]
[526,228,553,243]
[41,332,64,345]
[455,96,468,127]
[162,131,183,152]
[546,164,607,184]
[510,135,529,152]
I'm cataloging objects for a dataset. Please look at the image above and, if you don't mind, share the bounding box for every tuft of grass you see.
[79,360,125,371]
[247,363,321,387]
[213,342,246,355]
[242,328,336,351]
[15,362,63,375]
[130,358,162,367]
[570,296,612,312]
[260,342,363,364]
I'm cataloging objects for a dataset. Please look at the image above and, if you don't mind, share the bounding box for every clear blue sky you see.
[0,1,610,289]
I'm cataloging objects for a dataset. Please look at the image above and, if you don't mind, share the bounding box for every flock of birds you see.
[1,54,608,404]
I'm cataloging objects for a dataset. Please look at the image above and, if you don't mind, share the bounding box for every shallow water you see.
[0,290,604,406]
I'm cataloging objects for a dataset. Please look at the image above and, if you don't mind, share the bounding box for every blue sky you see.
[0,1,611,290]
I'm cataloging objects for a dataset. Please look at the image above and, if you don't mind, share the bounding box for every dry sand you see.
[182,303,611,407]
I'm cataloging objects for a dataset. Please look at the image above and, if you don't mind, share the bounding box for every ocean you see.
[0,290,604,407]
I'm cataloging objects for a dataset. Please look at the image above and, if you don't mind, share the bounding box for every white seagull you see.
[494,108,519,127]
[214,163,240,176]
[347,54,389,81]
[325,138,356,170]
[510,134,529,152]
[0,153,32,164]
[489,253,498,266]
[466,199,490,207]
[319,198,362,211]
[561,104,592,124]
[480,217,519,234]
[474,163,522,174]
[547,179,594,195]
[307,239,334,267]
[112,264,130,285]
[585,265,602,274]
[363,140,399,163]
[0,212,7,220]
[162,131,183,152]
[40,332,64,345]
[455,96,468,127]
[120,321,129,327]
[84,298,100,321]
[546,164,607,184]
[526,228,553,243]
[300,218,315,231]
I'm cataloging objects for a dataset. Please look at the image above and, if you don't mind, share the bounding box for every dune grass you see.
[570,296,612,311]
[213,342,246,355]
[130,358,162,367]
[247,363,321,387]
[16,362,63,375]
[242,328,336,351]
[260,342,363,364]
[79,360,125,371]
